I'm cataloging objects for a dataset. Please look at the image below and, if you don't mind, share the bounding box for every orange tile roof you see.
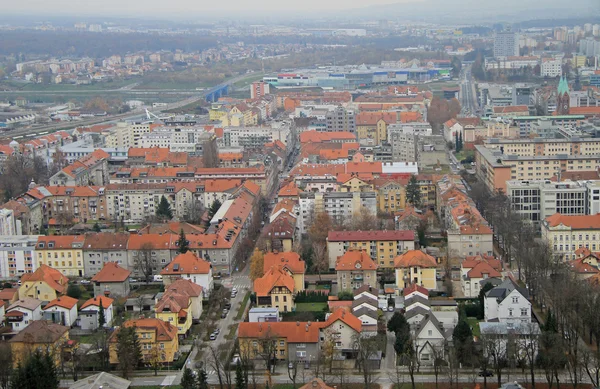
[278,181,300,197]
[272,199,297,216]
[238,321,320,343]
[394,250,437,268]
[399,111,423,123]
[127,233,178,250]
[80,296,114,310]
[462,255,502,271]
[239,180,261,197]
[335,249,377,271]
[299,378,334,389]
[166,279,203,297]
[161,252,211,275]
[320,308,362,333]
[21,264,68,294]
[467,261,502,279]
[290,164,346,177]
[0,288,18,301]
[254,266,295,297]
[569,258,599,274]
[345,161,383,174]
[42,186,102,197]
[138,222,205,235]
[299,131,356,144]
[319,149,349,160]
[204,179,243,193]
[43,295,78,310]
[492,105,529,114]
[263,251,305,274]
[356,112,397,126]
[545,213,600,230]
[219,152,244,161]
[403,283,429,297]
[569,106,600,115]
[155,291,190,313]
[328,300,353,311]
[117,318,178,342]
[91,262,131,283]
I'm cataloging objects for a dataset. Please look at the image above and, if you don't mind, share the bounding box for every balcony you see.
[353,274,363,281]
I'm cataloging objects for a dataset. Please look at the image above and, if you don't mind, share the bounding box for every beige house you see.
[335,249,378,291]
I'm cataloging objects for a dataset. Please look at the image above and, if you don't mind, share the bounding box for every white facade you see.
[298,192,377,233]
[541,59,562,78]
[484,279,531,324]
[104,122,152,148]
[43,303,78,327]
[0,209,20,236]
[169,271,214,299]
[413,318,446,366]
[7,301,43,332]
[494,31,520,57]
[223,125,290,148]
[80,302,114,328]
[0,235,40,279]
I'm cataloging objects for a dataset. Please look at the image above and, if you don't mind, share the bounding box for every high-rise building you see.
[325,106,356,133]
[250,81,270,100]
[494,30,520,58]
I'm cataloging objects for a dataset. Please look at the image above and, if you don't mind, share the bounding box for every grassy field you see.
[235,291,251,320]
[295,302,327,312]
[17,79,134,91]
[232,73,264,88]
[466,317,481,337]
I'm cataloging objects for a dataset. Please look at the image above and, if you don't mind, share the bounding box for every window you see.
[512,297,518,303]
[428,330,432,336]
[521,308,528,316]
[509,308,513,316]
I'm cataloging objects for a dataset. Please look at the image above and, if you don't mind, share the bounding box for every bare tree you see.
[287,360,299,389]
[311,242,328,280]
[517,322,541,389]
[256,327,278,375]
[480,327,509,388]
[134,242,155,284]
[208,344,231,389]
[0,343,12,389]
[352,333,379,389]
[430,343,446,389]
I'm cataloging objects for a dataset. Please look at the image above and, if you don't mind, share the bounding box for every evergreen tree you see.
[392,312,412,356]
[545,309,558,333]
[235,362,246,389]
[196,368,209,389]
[116,326,142,379]
[387,312,409,334]
[156,195,173,220]
[93,222,101,232]
[458,131,464,151]
[405,175,422,208]
[181,367,196,389]
[454,131,460,151]
[208,199,222,220]
[176,229,189,254]
[98,298,106,328]
[11,349,59,389]
[453,317,475,365]
[477,282,495,319]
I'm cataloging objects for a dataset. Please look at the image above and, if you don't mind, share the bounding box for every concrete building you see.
[387,123,432,162]
[139,128,217,157]
[251,82,270,100]
[104,122,153,148]
[541,58,563,78]
[223,124,290,149]
[494,31,520,58]
[325,106,356,133]
[0,209,20,236]
[91,262,131,299]
[541,213,600,260]
[0,235,40,279]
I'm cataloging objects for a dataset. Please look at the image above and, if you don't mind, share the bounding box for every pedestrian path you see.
[161,375,177,386]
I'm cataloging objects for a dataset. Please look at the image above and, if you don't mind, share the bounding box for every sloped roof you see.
[238,321,320,343]
[328,230,415,242]
[545,213,600,230]
[68,371,131,389]
[43,296,79,310]
[486,278,529,302]
[394,250,437,268]
[467,261,502,279]
[21,264,68,294]
[9,320,68,343]
[298,378,334,389]
[161,252,211,275]
[403,283,429,297]
[80,296,114,310]
[84,233,129,250]
[263,251,305,275]
[335,249,377,271]
[118,318,177,342]
[91,262,131,283]
[155,291,190,313]
[166,279,203,297]
[8,297,42,311]
[254,266,295,297]
[319,308,362,333]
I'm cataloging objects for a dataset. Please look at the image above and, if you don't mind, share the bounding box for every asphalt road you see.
[459,65,479,116]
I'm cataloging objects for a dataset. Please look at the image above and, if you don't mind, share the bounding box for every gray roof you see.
[480,277,502,288]
[479,322,541,336]
[486,278,529,302]
[352,296,378,310]
[353,285,379,298]
[404,294,430,309]
[404,305,431,321]
[69,372,131,389]
[354,307,378,320]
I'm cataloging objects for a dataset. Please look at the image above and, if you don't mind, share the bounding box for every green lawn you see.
[466,317,481,337]
[235,291,251,320]
[295,302,327,312]
[232,73,264,88]
[225,323,238,340]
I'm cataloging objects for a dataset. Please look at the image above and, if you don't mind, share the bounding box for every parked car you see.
[209,334,217,341]
[232,287,238,294]
[387,306,394,312]
[213,328,220,335]
[478,370,493,377]
[224,302,232,310]
[153,275,163,282]
[80,279,91,285]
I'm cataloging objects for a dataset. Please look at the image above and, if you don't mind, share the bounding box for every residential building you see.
[223,125,290,149]
[404,284,458,331]
[356,112,396,145]
[376,180,407,214]
[35,235,85,277]
[9,321,69,367]
[325,106,356,133]
[254,266,296,313]
[0,209,19,236]
[78,296,114,330]
[319,309,362,358]
[298,191,377,234]
[30,186,107,225]
[160,251,213,298]
[394,250,438,290]
[91,262,131,298]
[104,122,153,148]
[484,278,531,324]
[479,321,541,361]
[541,213,600,260]
[298,379,334,389]
[155,290,193,337]
[0,235,40,279]
[18,264,68,301]
[335,249,378,291]
[238,321,320,363]
[42,295,78,327]
[327,230,415,269]
[49,149,110,186]
[139,129,217,157]
[541,58,562,78]
[83,233,130,276]
[494,31,520,57]
[251,82,270,100]
[263,251,305,292]
[165,279,203,322]
[109,318,179,364]
[68,372,131,389]
[6,297,43,332]
[0,288,19,306]
[460,255,503,298]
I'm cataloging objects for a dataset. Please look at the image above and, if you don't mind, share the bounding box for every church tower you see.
[557,75,570,115]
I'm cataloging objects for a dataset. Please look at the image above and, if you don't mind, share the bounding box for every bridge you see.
[204,83,230,102]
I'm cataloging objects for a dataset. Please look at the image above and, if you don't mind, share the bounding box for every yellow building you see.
[254,266,296,312]
[376,181,406,214]
[18,264,68,301]
[155,291,193,337]
[263,251,306,293]
[221,105,258,127]
[394,250,438,290]
[356,112,395,145]
[238,321,320,361]
[9,320,70,367]
[209,103,228,121]
[417,176,438,208]
[335,249,378,291]
[327,230,416,269]
[542,213,600,260]
[36,235,85,277]
[109,318,179,364]
[571,55,587,68]
[339,176,374,193]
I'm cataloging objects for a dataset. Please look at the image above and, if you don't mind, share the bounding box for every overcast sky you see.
[4,0,599,18]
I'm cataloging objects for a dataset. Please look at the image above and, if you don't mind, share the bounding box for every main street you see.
[459,65,479,116]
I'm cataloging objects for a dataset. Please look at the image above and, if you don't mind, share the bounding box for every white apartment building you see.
[104,122,152,148]
[222,125,290,148]
[541,58,563,78]
[139,127,216,156]
[506,180,598,227]
[298,191,377,233]
[0,209,20,236]
[387,123,432,162]
[0,235,40,279]
[493,31,520,57]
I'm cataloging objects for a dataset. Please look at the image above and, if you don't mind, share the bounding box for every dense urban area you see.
[0,5,600,389]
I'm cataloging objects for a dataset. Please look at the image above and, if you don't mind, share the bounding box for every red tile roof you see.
[263,251,305,274]
[80,296,114,310]
[166,279,203,297]
[37,235,85,250]
[328,230,415,242]
[403,284,429,297]
[320,308,362,333]
[21,264,68,294]
[155,291,190,313]
[253,266,295,297]
[467,261,502,279]
[91,262,131,283]
[44,296,78,310]
[335,249,377,271]
[161,252,211,275]
[299,378,334,389]
[83,233,129,250]
[238,321,320,343]
[394,250,437,268]
[545,213,600,230]
[278,181,301,198]
[356,112,397,126]
[116,318,178,342]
